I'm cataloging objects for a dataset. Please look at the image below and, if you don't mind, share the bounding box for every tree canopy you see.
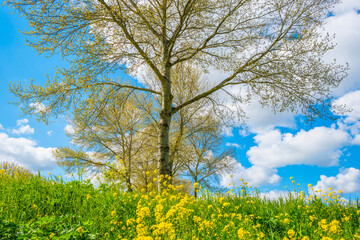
[54,63,234,193]
[6,0,348,186]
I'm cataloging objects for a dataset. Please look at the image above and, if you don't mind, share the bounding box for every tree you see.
[54,88,155,192]
[7,0,348,185]
[179,113,237,198]
[54,63,221,193]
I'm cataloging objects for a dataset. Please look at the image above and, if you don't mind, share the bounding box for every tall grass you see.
[0,166,359,239]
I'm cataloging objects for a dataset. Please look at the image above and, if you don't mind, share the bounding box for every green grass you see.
[1,168,360,240]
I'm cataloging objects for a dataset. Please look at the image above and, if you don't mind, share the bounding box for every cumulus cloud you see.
[333,90,360,123]
[332,0,360,15]
[324,8,360,95]
[247,127,351,168]
[220,158,281,188]
[206,72,297,135]
[12,125,35,135]
[209,70,297,134]
[11,119,34,135]
[16,119,29,125]
[225,143,242,148]
[312,168,360,194]
[64,124,75,135]
[0,132,56,171]
[47,131,53,136]
[353,135,360,145]
[241,100,296,134]
[222,126,234,137]
[332,90,360,144]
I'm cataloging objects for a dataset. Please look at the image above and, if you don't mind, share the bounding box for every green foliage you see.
[1,167,360,239]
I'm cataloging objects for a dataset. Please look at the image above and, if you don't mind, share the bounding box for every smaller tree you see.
[180,113,237,198]
[54,88,154,191]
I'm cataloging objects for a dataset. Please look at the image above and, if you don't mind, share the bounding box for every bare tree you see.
[179,113,237,197]
[6,0,348,188]
[54,88,153,191]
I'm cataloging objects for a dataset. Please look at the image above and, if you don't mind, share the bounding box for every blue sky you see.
[1,1,360,199]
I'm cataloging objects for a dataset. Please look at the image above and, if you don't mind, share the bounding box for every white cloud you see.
[242,100,296,134]
[16,119,29,126]
[0,132,56,171]
[47,131,53,136]
[225,143,241,148]
[332,90,360,144]
[333,90,360,123]
[29,102,48,113]
[312,168,360,194]
[12,125,35,135]
[64,124,75,135]
[353,135,360,145]
[0,124,3,130]
[332,0,360,15]
[210,76,297,134]
[324,9,360,95]
[220,158,281,188]
[205,67,231,86]
[336,120,360,144]
[222,126,234,137]
[11,119,34,135]
[247,127,351,168]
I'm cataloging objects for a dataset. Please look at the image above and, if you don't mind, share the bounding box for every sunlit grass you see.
[1,165,359,239]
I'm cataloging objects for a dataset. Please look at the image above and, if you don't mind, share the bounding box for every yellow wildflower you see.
[223,202,230,207]
[237,228,250,239]
[283,218,290,224]
[287,229,295,238]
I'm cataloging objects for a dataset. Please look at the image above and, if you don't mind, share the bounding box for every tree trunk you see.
[158,65,173,190]
[126,175,133,192]
[194,177,198,199]
[126,153,132,192]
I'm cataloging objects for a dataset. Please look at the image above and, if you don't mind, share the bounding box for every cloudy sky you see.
[1,1,360,198]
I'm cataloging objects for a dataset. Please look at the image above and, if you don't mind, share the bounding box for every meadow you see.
[1,164,360,240]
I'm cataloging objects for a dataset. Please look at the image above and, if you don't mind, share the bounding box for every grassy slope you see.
[0,168,359,240]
